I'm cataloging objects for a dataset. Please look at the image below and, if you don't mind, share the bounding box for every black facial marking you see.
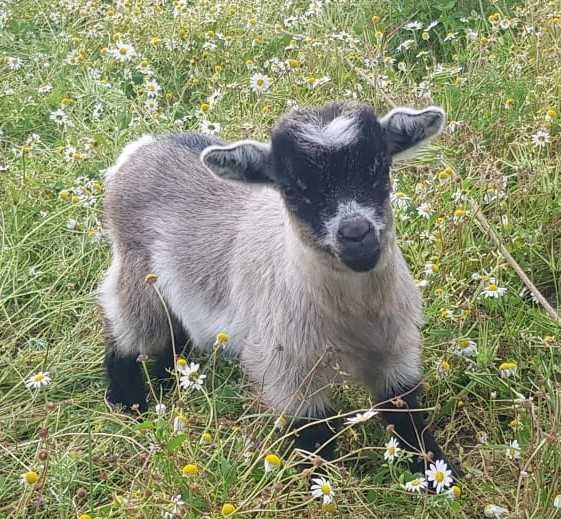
[270,103,392,245]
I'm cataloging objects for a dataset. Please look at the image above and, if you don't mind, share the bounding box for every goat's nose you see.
[337,217,372,242]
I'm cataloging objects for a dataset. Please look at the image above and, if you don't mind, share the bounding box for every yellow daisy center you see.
[488,283,498,291]
[256,79,264,86]
[32,373,45,383]
[435,471,445,483]
[265,454,281,466]
[221,503,235,516]
[182,463,198,476]
[320,483,332,495]
[499,361,517,370]
[216,332,230,344]
[23,471,39,484]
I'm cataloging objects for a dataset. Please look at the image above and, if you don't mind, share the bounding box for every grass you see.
[1,0,561,517]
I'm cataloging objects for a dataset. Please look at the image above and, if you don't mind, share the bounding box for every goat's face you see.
[201,102,445,273]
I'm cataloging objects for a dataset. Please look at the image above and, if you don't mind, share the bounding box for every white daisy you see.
[173,414,187,433]
[263,453,282,473]
[179,362,206,391]
[425,459,453,494]
[498,361,518,378]
[553,494,561,511]
[484,504,509,517]
[531,128,551,148]
[49,108,73,128]
[250,73,271,94]
[455,338,477,357]
[200,119,221,135]
[108,41,137,62]
[384,437,401,462]
[390,191,411,209]
[506,439,521,459]
[155,403,167,416]
[404,21,423,31]
[6,56,23,70]
[404,477,427,493]
[25,371,51,389]
[345,409,378,425]
[144,78,161,98]
[481,278,507,299]
[310,477,335,504]
[416,202,432,218]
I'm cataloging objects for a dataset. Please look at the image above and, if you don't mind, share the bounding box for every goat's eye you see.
[283,186,299,199]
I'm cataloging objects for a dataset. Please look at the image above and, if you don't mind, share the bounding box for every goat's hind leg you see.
[98,253,176,412]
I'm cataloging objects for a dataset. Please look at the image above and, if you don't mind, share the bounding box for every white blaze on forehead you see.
[105,135,155,181]
[322,200,385,247]
[299,114,360,148]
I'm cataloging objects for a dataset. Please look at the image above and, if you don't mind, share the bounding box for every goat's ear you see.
[200,140,274,184]
[380,106,446,161]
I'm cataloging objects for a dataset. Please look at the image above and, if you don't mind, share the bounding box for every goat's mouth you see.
[338,244,382,272]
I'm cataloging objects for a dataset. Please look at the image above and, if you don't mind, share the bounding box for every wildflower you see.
[390,191,411,209]
[144,79,161,98]
[456,338,477,357]
[416,202,432,218]
[404,477,427,493]
[221,503,236,516]
[545,107,557,121]
[404,21,423,31]
[144,98,159,113]
[79,515,92,519]
[506,439,521,459]
[384,437,401,462]
[498,361,518,378]
[200,120,221,135]
[176,356,188,373]
[49,108,73,128]
[437,166,453,181]
[173,414,187,433]
[447,485,462,499]
[437,358,451,374]
[145,273,157,284]
[424,262,439,276]
[509,417,523,431]
[108,41,137,62]
[6,56,23,70]
[345,409,378,425]
[179,362,206,391]
[484,504,509,517]
[554,494,561,510]
[531,128,551,148]
[425,459,453,494]
[182,463,199,476]
[274,415,288,431]
[26,371,51,389]
[481,278,507,299]
[250,73,271,94]
[20,469,40,487]
[201,431,213,444]
[214,331,230,347]
[264,453,282,472]
[322,501,337,513]
[155,403,167,416]
[310,477,335,504]
[453,207,467,222]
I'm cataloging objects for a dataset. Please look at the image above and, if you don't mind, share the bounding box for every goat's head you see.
[201,102,445,273]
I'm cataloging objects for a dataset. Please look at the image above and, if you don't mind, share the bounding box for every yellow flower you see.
[546,107,557,119]
[215,332,230,346]
[59,190,71,201]
[221,503,236,516]
[21,470,39,486]
[201,431,213,444]
[200,102,210,112]
[499,361,517,378]
[286,58,300,69]
[150,36,161,46]
[453,207,466,219]
[182,463,199,476]
[322,501,337,513]
[437,166,453,180]
[144,273,158,284]
[371,15,381,24]
[439,359,450,371]
[488,12,501,24]
[264,453,282,472]
[71,195,81,204]
[176,356,188,371]
[79,515,92,519]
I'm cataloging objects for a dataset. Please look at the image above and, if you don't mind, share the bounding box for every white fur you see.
[300,115,359,148]
[105,135,155,181]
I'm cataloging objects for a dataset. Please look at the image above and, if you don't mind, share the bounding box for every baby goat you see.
[98,102,456,474]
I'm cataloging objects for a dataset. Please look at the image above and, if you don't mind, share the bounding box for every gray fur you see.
[98,103,443,418]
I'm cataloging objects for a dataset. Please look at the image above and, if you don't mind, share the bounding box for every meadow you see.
[1,0,561,517]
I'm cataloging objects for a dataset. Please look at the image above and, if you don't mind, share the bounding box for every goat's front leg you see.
[377,380,453,475]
